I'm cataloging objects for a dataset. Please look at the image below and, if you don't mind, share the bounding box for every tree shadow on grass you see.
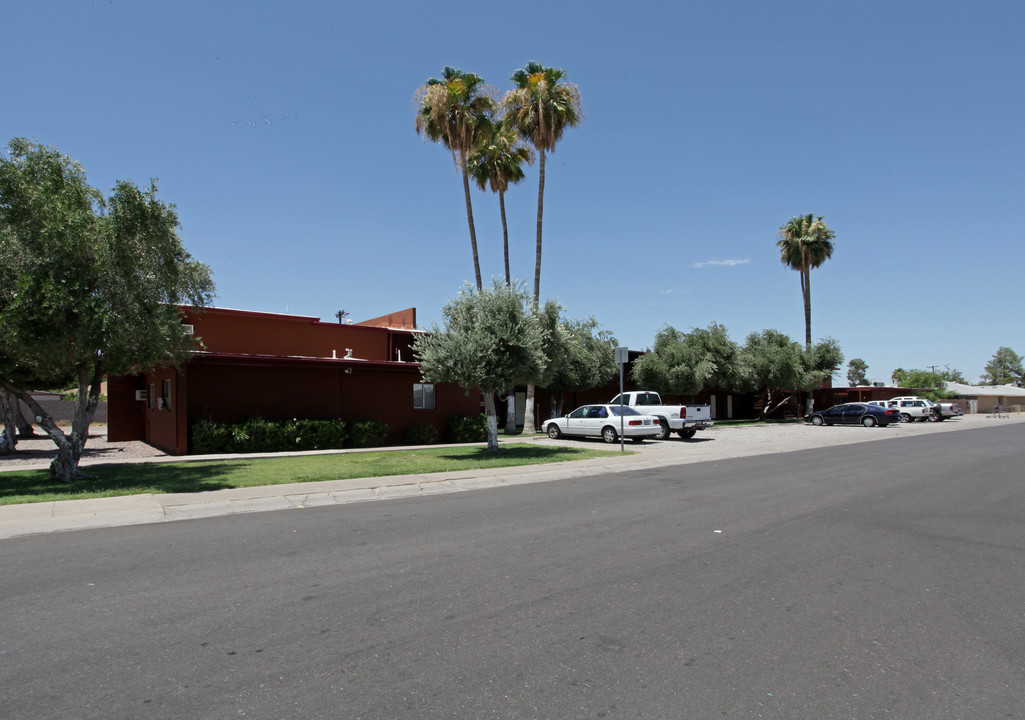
[0,462,241,504]
[434,445,603,464]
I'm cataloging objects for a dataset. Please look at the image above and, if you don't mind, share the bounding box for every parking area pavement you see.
[1,413,1021,539]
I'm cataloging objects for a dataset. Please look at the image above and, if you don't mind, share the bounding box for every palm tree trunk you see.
[533,151,546,304]
[522,151,547,437]
[459,152,483,291]
[499,189,511,286]
[802,268,812,350]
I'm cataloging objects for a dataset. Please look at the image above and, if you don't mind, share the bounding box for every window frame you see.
[413,383,435,410]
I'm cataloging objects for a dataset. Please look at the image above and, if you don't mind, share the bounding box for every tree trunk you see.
[459,151,483,292]
[482,388,499,452]
[521,151,548,438]
[523,384,537,436]
[801,259,812,351]
[801,259,812,414]
[499,189,511,287]
[2,389,35,437]
[533,151,546,305]
[0,390,18,455]
[0,366,103,481]
[505,391,517,434]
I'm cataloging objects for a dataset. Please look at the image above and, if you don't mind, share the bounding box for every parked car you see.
[607,390,713,439]
[805,402,901,427]
[886,396,942,422]
[543,404,661,443]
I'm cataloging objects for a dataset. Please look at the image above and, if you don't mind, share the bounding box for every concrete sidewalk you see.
[0,446,667,539]
[2,413,1021,540]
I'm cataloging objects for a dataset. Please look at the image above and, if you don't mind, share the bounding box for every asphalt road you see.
[2,424,1023,719]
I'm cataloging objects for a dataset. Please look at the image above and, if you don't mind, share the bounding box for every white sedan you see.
[542,404,661,443]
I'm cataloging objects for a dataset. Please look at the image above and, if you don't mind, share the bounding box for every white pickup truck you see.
[608,391,714,440]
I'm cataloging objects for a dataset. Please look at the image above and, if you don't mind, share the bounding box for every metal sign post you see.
[615,346,629,452]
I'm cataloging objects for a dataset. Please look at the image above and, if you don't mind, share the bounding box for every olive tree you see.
[631,322,747,398]
[412,280,546,451]
[741,330,843,419]
[0,139,214,481]
[535,305,617,418]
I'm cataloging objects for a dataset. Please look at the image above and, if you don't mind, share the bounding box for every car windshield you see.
[610,406,641,416]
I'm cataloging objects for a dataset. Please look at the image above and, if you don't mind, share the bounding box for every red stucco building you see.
[107,306,481,455]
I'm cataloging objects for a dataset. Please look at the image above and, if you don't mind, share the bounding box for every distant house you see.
[942,382,1025,414]
[107,306,481,455]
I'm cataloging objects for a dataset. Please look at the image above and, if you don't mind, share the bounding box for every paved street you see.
[2,422,1023,719]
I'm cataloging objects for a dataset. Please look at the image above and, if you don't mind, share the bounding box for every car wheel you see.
[655,420,671,441]
[810,415,824,426]
[901,413,912,423]
[677,428,697,439]
[546,424,562,439]
[862,416,877,427]
[602,426,618,444]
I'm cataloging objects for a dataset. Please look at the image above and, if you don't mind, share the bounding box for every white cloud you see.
[692,258,751,269]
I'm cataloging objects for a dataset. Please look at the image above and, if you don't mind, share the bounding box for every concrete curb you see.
[2,414,1022,540]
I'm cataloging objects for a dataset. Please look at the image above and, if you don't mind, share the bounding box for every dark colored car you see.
[804,402,901,427]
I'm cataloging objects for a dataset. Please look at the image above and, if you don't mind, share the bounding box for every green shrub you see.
[233,417,285,452]
[347,419,390,448]
[293,419,347,450]
[447,414,487,443]
[189,417,358,455]
[404,423,439,445]
[190,418,233,454]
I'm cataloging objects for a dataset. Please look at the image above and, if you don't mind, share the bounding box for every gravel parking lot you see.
[3,413,1021,474]
[534,412,1025,465]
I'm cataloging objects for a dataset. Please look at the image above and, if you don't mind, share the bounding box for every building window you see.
[413,383,435,410]
[161,379,172,410]
[148,383,155,410]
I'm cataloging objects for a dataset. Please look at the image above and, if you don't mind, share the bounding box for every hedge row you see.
[189,414,489,455]
[189,417,384,455]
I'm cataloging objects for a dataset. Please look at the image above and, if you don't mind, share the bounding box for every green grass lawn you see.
[0,444,625,506]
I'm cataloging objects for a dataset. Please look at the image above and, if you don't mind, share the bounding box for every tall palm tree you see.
[467,116,534,286]
[776,214,836,350]
[503,62,582,433]
[468,116,534,435]
[415,67,496,290]
[503,62,582,305]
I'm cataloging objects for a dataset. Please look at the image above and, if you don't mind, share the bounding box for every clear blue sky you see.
[7,0,1023,384]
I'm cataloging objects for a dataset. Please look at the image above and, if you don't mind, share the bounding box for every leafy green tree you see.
[847,357,868,386]
[981,347,1023,385]
[631,323,746,398]
[504,62,582,433]
[777,214,836,350]
[536,306,617,417]
[891,367,907,386]
[415,67,497,291]
[740,330,843,419]
[0,139,214,481]
[938,365,967,384]
[467,116,533,286]
[897,369,952,399]
[412,280,547,452]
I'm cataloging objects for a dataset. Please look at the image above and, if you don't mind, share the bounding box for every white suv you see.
[884,396,933,422]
